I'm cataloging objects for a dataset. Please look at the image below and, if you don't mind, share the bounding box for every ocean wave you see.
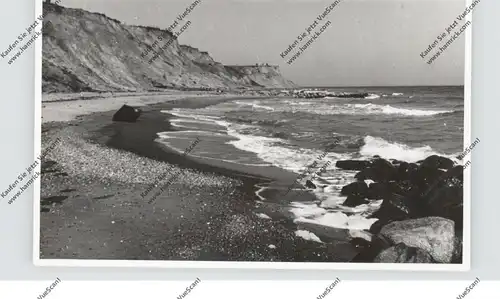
[225,123,350,175]
[234,100,275,111]
[392,92,404,96]
[359,135,453,162]
[156,130,227,139]
[350,103,452,116]
[165,109,222,121]
[364,94,380,100]
[224,116,288,127]
[290,202,378,230]
[276,102,453,117]
[323,135,365,150]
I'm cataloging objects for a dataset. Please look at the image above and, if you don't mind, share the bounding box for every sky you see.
[60,0,466,87]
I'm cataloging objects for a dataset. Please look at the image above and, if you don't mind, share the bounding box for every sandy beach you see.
[40,93,359,262]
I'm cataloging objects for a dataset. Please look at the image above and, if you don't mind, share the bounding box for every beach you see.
[40,92,359,262]
[40,85,465,264]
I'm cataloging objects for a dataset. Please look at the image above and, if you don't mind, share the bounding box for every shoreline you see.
[40,92,360,262]
[39,91,463,264]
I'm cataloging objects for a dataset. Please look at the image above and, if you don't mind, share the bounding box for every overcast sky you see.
[60,0,466,87]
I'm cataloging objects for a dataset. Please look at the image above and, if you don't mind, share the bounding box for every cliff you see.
[41,3,296,92]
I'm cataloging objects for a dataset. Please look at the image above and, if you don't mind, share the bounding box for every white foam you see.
[290,202,326,218]
[264,101,452,117]
[348,229,373,242]
[169,118,225,131]
[360,135,445,162]
[392,92,404,96]
[268,244,277,249]
[365,94,380,100]
[351,103,451,116]
[295,212,378,230]
[319,195,346,209]
[295,230,323,243]
[364,179,375,186]
[165,110,221,122]
[234,100,275,111]
[256,213,271,219]
[157,130,226,139]
[225,124,349,175]
[290,202,379,230]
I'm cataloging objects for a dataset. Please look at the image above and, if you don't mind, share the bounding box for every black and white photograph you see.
[35,0,471,268]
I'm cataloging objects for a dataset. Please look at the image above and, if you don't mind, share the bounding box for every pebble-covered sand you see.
[42,126,238,188]
[39,94,359,262]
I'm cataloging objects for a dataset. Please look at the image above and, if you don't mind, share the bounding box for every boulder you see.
[379,217,455,263]
[112,105,142,122]
[425,185,463,229]
[422,165,463,229]
[354,169,371,181]
[420,155,454,170]
[370,158,397,182]
[340,181,368,197]
[350,234,392,263]
[412,165,446,191]
[391,159,405,165]
[368,193,414,226]
[336,160,371,171]
[369,220,383,234]
[396,162,420,181]
[305,180,316,189]
[366,182,410,200]
[374,243,435,263]
[446,165,464,182]
[452,230,463,264]
[357,158,397,182]
[342,195,369,207]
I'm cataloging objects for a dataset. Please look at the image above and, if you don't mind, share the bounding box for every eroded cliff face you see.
[41,3,295,93]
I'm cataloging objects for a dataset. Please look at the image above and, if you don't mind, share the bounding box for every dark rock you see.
[336,160,371,171]
[356,158,397,182]
[425,186,463,229]
[374,243,435,263]
[413,165,446,190]
[305,180,316,189]
[351,234,392,263]
[341,181,368,196]
[366,182,407,200]
[369,220,383,234]
[422,165,463,229]
[452,230,463,264]
[368,193,415,226]
[379,217,455,263]
[112,105,142,122]
[354,169,371,181]
[395,162,410,180]
[391,159,405,165]
[351,237,371,249]
[446,165,464,182]
[420,155,454,170]
[342,195,369,207]
[370,158,397,182]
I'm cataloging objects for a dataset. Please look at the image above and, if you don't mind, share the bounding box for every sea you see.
[156,86,464,240]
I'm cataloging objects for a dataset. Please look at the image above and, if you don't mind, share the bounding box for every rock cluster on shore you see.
[287,89,369,99]
[335,155,463,264]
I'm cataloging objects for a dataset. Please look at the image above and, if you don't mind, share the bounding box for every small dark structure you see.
[112,105,142,122]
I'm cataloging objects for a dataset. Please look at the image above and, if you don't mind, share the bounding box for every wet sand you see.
[39,94,359,262]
